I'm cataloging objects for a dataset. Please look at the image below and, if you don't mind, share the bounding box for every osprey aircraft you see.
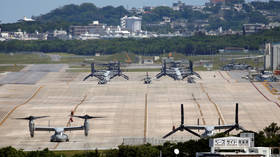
[156,60,201,81]
[142,72,152,84]
[83,61,129,84]
[221,63,252,71]
[244,70,278,82]
[16,114,103,142]
[163,103,246,139]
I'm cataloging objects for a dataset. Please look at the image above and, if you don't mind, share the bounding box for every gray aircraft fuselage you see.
[50,128,69,142]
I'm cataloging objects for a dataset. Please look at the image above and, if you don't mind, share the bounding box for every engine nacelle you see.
[29,121,35,137]
[84,121,89,136]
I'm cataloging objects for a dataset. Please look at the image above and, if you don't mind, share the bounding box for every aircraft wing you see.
[35,127,56,131]
[64,126,84,131]
[184,125,206,130]
[214,124,236,130]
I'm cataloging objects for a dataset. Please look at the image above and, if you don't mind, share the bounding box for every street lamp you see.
[174,148,180,156]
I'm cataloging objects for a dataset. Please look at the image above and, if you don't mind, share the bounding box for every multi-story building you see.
[243,23,266,35]
[120,16,142,32]
[265,42,280,70]
[172,1,185,11]
[69,21,106,38]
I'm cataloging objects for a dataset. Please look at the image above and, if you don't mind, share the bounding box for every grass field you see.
[0,52,263,71]
[0,65,25,73]
[0,53,52,64]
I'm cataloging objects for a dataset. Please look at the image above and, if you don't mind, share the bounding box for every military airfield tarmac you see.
[0,64,280,151]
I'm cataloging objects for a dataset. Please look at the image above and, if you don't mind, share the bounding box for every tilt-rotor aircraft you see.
[163,103,246,139]
[156,60,201,81]
[142,72,152,84]
[16,114,103,142]
[83,61,129,84]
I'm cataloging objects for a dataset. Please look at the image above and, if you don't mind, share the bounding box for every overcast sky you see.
[0,0,270,24]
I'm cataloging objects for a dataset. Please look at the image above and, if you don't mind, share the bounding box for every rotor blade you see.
[15,116,49,120]
[192,72,201,79]
[33,116,49,120]
[162,127,181,138]
[238,125,247,132]
[235,103,238,125]
[73,115,104,119]
[83,74,92,81]
[223,126,235,134]
[181,104,184,125]
[121,74,129,80]
[184,127,201,138]
[156,72,164,79]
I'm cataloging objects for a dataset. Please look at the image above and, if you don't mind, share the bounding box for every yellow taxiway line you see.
[192,93,206,125]
[144,93,148,143]
[53,94,88,150]
[200,83,226,125]
[0,86,44,126]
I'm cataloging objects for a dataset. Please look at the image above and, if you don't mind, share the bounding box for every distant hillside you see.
[35,3,129,26]
[251,1,280,12]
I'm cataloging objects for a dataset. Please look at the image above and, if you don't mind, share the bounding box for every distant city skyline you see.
[0,0,273,24]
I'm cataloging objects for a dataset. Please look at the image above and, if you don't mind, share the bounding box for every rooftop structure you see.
[121,16,142,32]
[69,21,107,38]
[196,135,270,157]
[243,23,266,35]
[172,1,185,11]
[18,16,35,22]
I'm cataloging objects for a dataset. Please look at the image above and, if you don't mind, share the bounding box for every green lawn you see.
[0,53,51,64]
[0,65,25,73]
[0,52,263,71]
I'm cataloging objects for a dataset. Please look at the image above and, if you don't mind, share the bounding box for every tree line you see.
[2,123,280,157]
[0,27,280,56]
[1,1,278,33]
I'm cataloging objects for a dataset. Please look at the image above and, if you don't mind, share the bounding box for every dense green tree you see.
[0,146,25,157]
[0,27,280,55]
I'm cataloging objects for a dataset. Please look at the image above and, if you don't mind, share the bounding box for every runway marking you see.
[225,71,237,83]
[66,94,88,127]
[192,93,206,125]
[199,83,225,125]
[251,82,280,108]
[53,94,88,150]
[144,93,148,143]
[262,82,279,95]
[218,71,230,83]
[0,86,43,126]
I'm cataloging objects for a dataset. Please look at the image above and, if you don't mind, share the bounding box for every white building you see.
[18,16,35,22]
[120,16,142,32]
[264,42,280,70]
[197,136,270,157]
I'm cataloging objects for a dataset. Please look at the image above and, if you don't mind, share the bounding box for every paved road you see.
[0,64,66,84]
[0,71,279,150]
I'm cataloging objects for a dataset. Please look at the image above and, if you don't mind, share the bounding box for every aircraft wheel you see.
[66,139,69,142]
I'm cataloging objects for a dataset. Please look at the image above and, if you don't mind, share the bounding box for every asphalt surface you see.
[0,64,66,85]
[0,70,279,151]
